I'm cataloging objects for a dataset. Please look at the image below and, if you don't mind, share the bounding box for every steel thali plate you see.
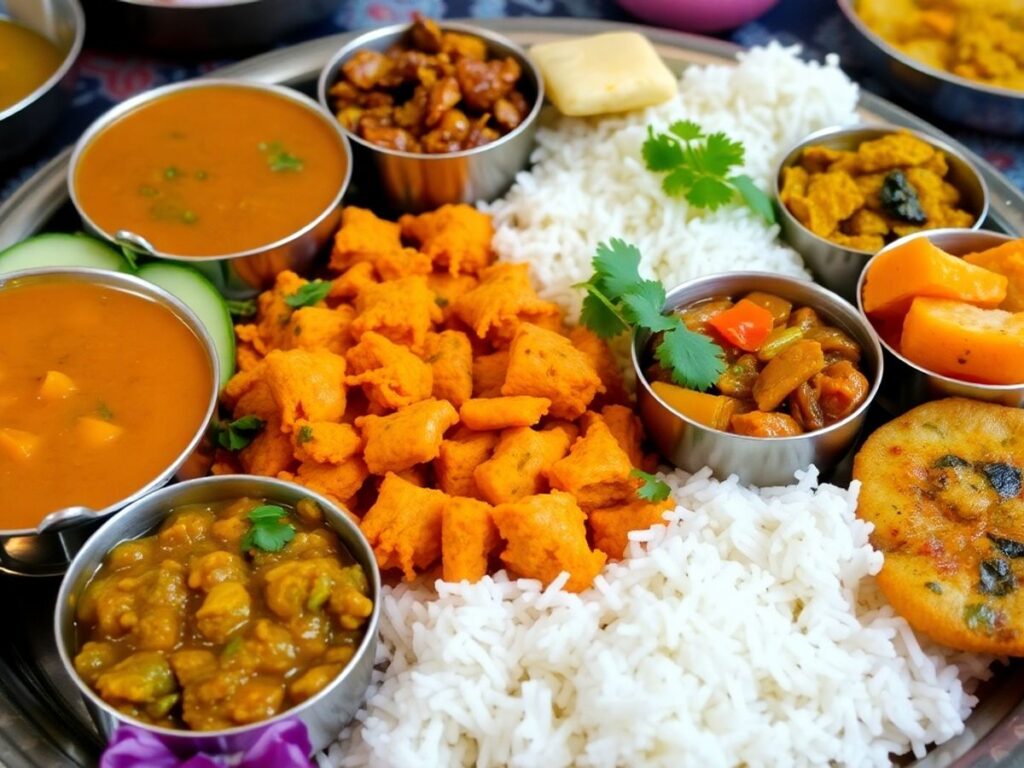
[0,17,1022,768]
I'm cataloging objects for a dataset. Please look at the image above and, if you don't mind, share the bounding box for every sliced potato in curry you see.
[854,398,1024,654]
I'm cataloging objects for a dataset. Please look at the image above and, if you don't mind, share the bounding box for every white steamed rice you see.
[484,42,859,314]
[324,45,996,767]
[329,469,994,768]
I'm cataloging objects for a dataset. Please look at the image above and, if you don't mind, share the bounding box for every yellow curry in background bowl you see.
[857,0,1024,92]
[70,81,350,259]
[0,18,64,112]
[0,270,217,533]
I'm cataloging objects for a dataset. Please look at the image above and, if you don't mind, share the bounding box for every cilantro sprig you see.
[285,280,332,309]
[212,414,266,451]
[631,469,671,503]
[642,120,775,224]
[241,504,296,553]
[577,239,725,391]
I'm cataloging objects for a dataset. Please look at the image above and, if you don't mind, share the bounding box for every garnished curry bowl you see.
[837,0,1024,136]
[54,475,381,754]
[316,19,543,213]
[633,272,883,487]
[0,0,85,164]
[0,268,219,549]
[67,79,352,297]
[774,124,988,303]
[856,228,1024,410]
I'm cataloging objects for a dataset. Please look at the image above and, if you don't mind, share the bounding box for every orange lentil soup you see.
[0,19,64,111]
[0,279,213,528]
[73,85,348,257]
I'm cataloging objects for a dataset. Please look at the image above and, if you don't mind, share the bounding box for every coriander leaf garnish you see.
[642,123,776,224]
[226,298,257,319]
[296,425,314,445]
[631,468,671,502]
[285,280,332,309]
[577,239,725,391]
[259,141,304,173]
[96,401,114,421]
[213,414,266,451]
[656,324,726,391]
[241,504,295,553]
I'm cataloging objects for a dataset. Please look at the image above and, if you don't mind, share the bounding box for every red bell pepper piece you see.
[708,299,774,352]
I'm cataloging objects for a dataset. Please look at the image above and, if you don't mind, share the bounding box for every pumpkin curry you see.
[0,278,213,528]
[73,496,374,730]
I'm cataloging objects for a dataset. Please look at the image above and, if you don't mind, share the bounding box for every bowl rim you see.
[66,77,353,263]
[316,19,545,162]
[855,227,1024,392]
[0,266,220,538]
[53,474,383,741]
[836,0,1024,102]
[631,270,884,442]
[773,121,990,257]
[111,0,261,7]
[0,0,86,124]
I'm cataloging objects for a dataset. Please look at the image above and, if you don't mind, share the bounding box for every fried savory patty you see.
[853,397,1024,654]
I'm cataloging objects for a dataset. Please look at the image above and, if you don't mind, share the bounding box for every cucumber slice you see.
[0,233,130,275]
[136,262,236,389]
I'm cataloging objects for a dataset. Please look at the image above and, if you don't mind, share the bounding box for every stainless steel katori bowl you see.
[54,475,382,755]
[0,0,84,165]
[0,267,219,576]
[837,0,1024,136]
[633,272,883,487]
[317,21,544,213]
[67,78,353,298]
[856,228,1024,410]
[775,123,989,304]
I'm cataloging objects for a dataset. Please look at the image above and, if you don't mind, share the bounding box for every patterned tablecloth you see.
[2,0,1023,204]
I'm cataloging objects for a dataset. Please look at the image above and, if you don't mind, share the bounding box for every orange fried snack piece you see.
[426,272,478,322]
[434,428,499,499]
[568,326,629,405]
[451,263,561,344]
[374,248,433,281]
[329,206,404,273]
[399,204,494,276]
[502,323,604,419]
[283,456,368,507]
[346,331,433,411]
[329,262,378,301]
[263,348,347,432]
[474,426,571,505]
[234,270,308,355]
[547,419,636,509]
[291,420,362,465]
[238,416,295,477]
[281,306,355,357]
[350,275,442,351]
[472,350,509,398]
[224,374,278,422]
[582,405,645,470]
[356,398,460,474]
[492,491,606,592]
[589,498,675,559]
[441,496,499,583]
[459,396,551,431]
[360,472,448,580]
[422,330,473,408]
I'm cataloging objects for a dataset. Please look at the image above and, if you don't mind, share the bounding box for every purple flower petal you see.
[100,726,184,768]
[241,718,312,768]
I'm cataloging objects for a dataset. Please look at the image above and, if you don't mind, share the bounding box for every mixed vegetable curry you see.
[645,292,871,437]
[73,497,373,730]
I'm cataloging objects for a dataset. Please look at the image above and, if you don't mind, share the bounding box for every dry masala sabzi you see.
[327,15,532,153]
[780,130,974,252]
[216,204,668,592]
[73,496,373,729]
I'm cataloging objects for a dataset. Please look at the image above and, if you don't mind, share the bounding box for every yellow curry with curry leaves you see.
[72,497,373,731]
